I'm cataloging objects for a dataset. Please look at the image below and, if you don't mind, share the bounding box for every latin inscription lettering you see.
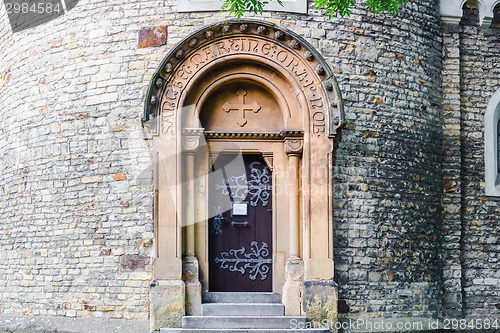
[178,64,192,80]
[296,69,308,81]
[162,110,175,135]
[302,79,314,88]
[312,111,326,135]
[248,38,259,52]
[190,54,204,68]
[310,96,323,109]
[313,111,325,122]
[277,50,288,63]
[229,39,241,52]
[215,41,230,55]
[165,85,178,100]
[287,57,300,74]
[203,46,214,61]
[161,36,328,136]
[261,43,271,55]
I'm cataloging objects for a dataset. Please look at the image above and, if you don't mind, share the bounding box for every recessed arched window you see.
[485,88,500,196]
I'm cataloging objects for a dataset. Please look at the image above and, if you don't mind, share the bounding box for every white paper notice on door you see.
[232,202,248,216]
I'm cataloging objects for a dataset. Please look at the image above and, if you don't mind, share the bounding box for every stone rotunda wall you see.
[327,0,444,320]
[0,0,448,330]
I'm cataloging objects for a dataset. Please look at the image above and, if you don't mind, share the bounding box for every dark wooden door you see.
[208,154,273,292]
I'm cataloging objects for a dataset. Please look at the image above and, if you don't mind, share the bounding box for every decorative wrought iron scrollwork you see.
[215,174,248,201]
[214,241,272,280]
[211,206,226,235]
[248,162,272,207]
[215,161,272,207]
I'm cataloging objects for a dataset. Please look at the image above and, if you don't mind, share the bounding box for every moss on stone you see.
[304,294,338,325]
[155,301,183,328]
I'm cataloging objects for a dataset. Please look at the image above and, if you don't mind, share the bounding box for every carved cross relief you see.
[222,88,261,127]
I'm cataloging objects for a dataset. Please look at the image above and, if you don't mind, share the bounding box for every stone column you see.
[285,137,303,258]
[182,129,204,316]
[282,135,304,315]
[185,150,196,257]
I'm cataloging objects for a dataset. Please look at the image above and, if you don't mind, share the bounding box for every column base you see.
[150,279,185,331]
[282,257,303,316]
[183,256,202,316]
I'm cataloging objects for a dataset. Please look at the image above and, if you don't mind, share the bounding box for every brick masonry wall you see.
[458,5,500,317]
[1,0,496,328]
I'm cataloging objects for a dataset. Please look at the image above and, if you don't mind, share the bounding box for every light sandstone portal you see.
[143,19,345,330]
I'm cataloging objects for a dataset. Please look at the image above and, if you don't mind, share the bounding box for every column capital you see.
[284,137,303,155]
[282,130,304,156]
[182,128,204,152]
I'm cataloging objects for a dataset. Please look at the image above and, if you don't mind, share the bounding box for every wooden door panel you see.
[209,154,273,292]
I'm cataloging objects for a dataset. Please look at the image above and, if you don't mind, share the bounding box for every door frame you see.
[207,151,274,292]
[198,139,286,294]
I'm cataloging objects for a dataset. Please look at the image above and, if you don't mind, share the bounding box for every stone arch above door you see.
[143,19,345,138]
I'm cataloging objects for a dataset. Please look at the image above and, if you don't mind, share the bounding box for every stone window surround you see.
[485,88,500,196]
[440,0,500,27]
[177,0,307,14]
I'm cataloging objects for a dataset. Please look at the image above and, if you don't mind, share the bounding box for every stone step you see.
[161,329,330,333]
[182,316,306,329]
[202,303,285,316]
[202,292,281,304]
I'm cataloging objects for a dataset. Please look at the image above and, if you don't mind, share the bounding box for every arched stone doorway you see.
[143,19,345,329]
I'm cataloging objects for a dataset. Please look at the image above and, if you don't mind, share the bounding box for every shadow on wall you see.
[3,0,79,33]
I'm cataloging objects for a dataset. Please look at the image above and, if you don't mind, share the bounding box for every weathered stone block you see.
[138,26,168,49]
[150,280,185,330]
[183,256,201,316]
[120,255,150,271]
[301,280,338,325]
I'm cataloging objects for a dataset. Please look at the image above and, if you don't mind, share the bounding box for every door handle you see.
[231,221,249,227]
